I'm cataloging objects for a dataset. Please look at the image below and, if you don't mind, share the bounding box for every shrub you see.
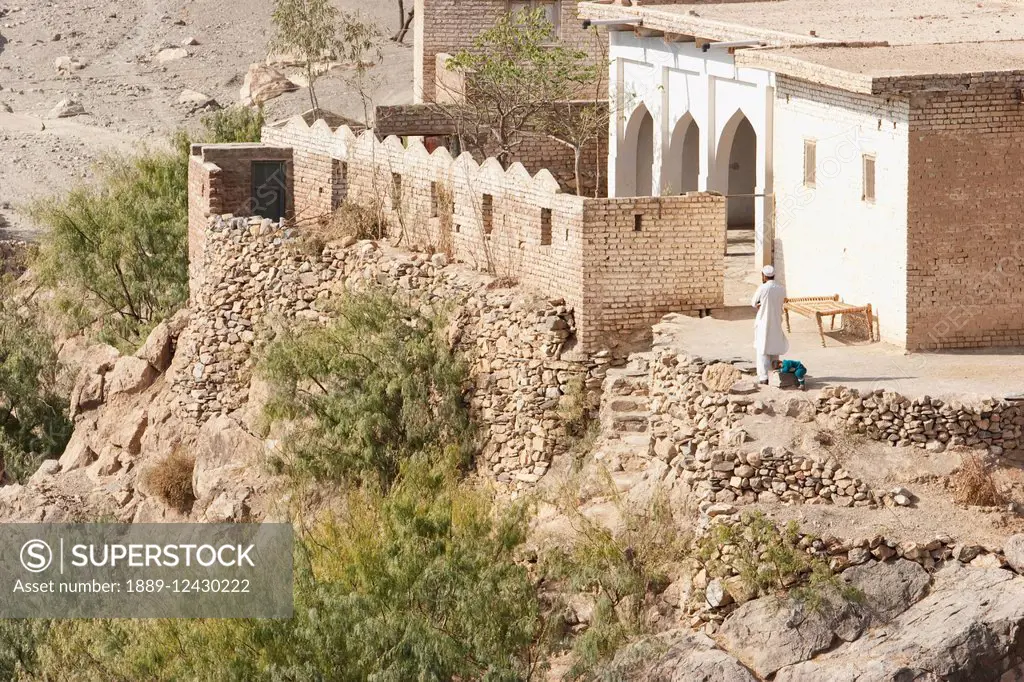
[35,456,545,681]
[695,511,860,608]
[31,109,264,349]
[0,298,72,483]
[259,290,473,489]
[299,202,385,255]
[952,452,1007,506]
[147,448,196,512]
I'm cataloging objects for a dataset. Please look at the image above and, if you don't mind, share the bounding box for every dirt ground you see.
[0,0,413,239]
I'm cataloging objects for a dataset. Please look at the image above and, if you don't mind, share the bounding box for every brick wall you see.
[905,83,1024,350]
[414,0,608,103]
[186,145,293,296]
[580,194,725,349]
[194,116,725,351]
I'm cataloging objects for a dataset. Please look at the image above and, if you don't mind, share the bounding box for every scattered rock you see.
[702,363,742,392]
[1002,534,1024,573]
[46,98,86,118]
[178,89,219,112]
[156,47,188,63]
[611,629,756,681]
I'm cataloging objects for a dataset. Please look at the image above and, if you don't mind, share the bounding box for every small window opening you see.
[482,194,494,234]
[391,173,402,210]
[540,208,552,245]
[634,214,643,232]
[430,181,439,218]
[862,155,876,203]
[803,139,816,187]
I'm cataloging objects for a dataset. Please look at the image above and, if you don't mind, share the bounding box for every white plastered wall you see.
[772,77,910,346]
[608,32,774,265]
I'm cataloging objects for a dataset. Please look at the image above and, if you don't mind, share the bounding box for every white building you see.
[581,0,1024,350]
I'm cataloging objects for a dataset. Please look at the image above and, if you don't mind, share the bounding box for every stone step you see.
[607,397,648,413]
[609,411,650,433]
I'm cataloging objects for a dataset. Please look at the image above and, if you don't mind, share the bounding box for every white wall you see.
[608,33,774,264]
[772,77,910,345]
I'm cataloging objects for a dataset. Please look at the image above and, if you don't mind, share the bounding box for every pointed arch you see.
[715,109,757,228]
[617,103,655,197]
[664,112,700,195]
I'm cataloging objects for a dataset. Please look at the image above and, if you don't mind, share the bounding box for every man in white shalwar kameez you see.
[751,265,788,383]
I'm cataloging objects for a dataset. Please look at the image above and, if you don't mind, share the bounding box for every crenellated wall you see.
[189,116,726,352]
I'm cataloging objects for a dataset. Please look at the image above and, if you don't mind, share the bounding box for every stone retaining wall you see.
[174,214,607,485]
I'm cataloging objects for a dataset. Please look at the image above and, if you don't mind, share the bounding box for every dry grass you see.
[148,448,196,513]
[951,452,1008,507]
[300,203,386,255]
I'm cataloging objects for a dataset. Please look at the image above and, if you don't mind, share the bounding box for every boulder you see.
[702,363,742,392]
[87,446,123,480]
[105,356,158,398]
[203,489,251,522]
[609,629,756,682]
[783,397,817,422]
[54,55,85,72]
[58,424,98,472]
[239,63,299,106]
[1004,534,1024,574]
[718,591,869,678]
[178,89,219,112]
[68,343,120,415]
[775,565,1024,681]
[155,47,188,63]
[135,321,174,372]
[47,98,86,118]
[106,407,148,454]
[841,558,930,623]
[192,416,263,502]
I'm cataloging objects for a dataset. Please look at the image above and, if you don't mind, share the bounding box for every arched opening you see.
[722,115,756,228]
[618,104,655,197]
[715,110,759,307]
[664,113,700,195]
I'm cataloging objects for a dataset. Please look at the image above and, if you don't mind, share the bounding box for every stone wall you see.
[175,214,607,486]
[250,116,725,351]
[905,83,1024,350]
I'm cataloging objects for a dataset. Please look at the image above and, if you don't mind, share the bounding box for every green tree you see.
[0,298,72,483]
[260,290,474,488]
[270,0,343,117]
[443,9,597,176]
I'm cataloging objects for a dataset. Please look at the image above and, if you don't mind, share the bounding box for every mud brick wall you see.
[187,145,293,296]
[579,194,726,349]
[905,82,1024,350]
[414,0,609,103]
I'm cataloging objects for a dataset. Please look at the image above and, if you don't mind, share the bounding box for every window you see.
[862,155,876,203]
[508,0,561,39]
[430,182,439,217]
[391,173,402,210]
[482,194,494,234]
[634,214,643,232]
[331,160,348,210]
[803,139,816,187]
[540,208,552,245]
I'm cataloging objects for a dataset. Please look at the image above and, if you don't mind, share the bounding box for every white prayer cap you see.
[762,265,775,277]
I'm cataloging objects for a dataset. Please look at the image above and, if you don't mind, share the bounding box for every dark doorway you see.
[252,161,287,221]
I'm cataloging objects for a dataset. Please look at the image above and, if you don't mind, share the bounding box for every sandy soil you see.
[0,0,413,239]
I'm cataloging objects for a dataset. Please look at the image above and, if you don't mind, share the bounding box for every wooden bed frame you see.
[784,295,875,347]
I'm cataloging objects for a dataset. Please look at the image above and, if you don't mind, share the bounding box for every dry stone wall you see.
[175,214,607,486]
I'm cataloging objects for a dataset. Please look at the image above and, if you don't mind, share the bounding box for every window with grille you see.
[862,155,876,203]
[508,0,561,38]
[803,139,816,187]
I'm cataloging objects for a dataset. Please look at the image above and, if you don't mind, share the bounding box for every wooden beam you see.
[694,37,712,50]
[663,32,696,43]
[634,26,664,39]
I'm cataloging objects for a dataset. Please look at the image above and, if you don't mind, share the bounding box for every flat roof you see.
[579,0,1024,88]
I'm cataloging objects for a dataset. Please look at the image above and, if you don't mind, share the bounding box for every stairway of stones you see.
[590,352,656,491]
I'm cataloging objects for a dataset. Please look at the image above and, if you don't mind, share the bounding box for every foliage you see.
[200,106,267,145]
[544,486,688,679]
[695,511,861,608]
[270,0,342,116]
[32,150,189,348]
[443,9,597,172]
[34,456,545,681]
[0,619,48,679]
[0,298,72,483]
[146,447,196,513]
[259,290,474,488]
[337,10,385,125]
